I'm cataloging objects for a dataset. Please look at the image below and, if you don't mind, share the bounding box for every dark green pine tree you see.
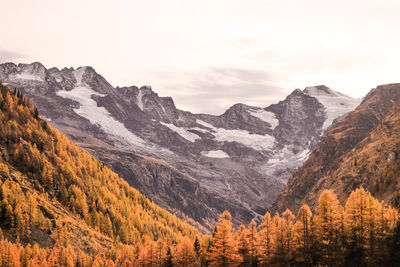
[194,236,201,258]
[385,221,400,265]
[34,107,39,120]
[165,246,174,267]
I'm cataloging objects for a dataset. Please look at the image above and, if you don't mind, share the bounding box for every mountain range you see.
[0,62,362,228]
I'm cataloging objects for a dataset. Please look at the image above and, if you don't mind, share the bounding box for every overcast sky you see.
[2,0,400,114]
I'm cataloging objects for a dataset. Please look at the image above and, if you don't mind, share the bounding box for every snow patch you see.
[160,122,200,142]
[196,119,215,129]
[249,109,279,129]
[201,150,230,158]
[214,128,275,151]
[196,120,275,151]
[136,89,144,111]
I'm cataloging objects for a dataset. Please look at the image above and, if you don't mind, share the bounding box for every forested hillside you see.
[0,82,205,265]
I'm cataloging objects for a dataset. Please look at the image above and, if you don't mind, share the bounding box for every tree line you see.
[206,188,399,266]
[0,84,201,261]
[0,188,399,266]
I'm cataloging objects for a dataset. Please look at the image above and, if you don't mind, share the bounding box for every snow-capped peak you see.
[303,85,361,129]
[303,85,339,97]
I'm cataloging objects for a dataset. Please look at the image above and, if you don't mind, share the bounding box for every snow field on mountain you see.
[196,120,276,151]
[201,150,230,158]
[56,68,146,147]
[249,109,279,129]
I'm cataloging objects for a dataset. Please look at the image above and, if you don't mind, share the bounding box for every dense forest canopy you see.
[0,187,399,266]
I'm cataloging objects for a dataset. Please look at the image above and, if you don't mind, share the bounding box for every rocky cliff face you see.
[267,88,325,146]
[272,83,400,213]
[0,62,361,227]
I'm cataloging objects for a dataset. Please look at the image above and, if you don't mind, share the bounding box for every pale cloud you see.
[151,67,286,115]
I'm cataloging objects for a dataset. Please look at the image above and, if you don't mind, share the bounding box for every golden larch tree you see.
[174,237,197,267]
[247,220,258,266]
[314,190,344,264]
[207,210,240,267]
[272,209,295,265]
[237,224,250,265]
[256,212,274,265]
[293,204,313,265]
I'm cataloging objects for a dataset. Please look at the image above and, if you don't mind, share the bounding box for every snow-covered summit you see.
[304,85,340,96]
[303,85,362,129]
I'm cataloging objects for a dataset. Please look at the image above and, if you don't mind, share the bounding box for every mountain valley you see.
[0,62,361,227]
